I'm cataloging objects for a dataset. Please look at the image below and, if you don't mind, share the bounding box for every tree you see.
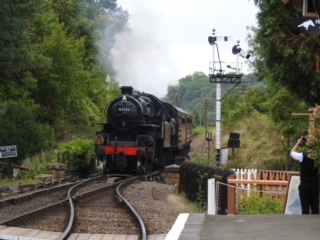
[0,0,41,101]
[0,101,53,165]
[0,0,128,156]
[24,0,126,139]
[251,0,320,105]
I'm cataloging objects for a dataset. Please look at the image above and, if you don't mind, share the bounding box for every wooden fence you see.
[227,169,299,215]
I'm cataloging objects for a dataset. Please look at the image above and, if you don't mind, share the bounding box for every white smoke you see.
[110,2,180,98]
[111,0,258,98]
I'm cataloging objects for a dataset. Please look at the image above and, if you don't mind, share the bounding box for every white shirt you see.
[290,151,303,162]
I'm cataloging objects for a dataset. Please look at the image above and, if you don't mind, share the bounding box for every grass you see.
[0,151,58,189]
[0,178,42,188]
[174,192,207,213]
[191,112,288,170]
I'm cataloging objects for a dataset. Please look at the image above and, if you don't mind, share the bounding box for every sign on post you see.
[0,145,18,158]
[284,174,301,215]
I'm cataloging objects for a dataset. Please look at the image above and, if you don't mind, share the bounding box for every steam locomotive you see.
[95,86,193,174]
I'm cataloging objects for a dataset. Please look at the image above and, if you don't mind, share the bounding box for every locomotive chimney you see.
[121,86,133,95]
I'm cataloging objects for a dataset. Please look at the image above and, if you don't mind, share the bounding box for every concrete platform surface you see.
[168,214,320,240]
[0,225,167,240]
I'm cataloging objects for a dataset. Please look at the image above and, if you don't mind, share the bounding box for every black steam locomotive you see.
[95,86,193,174]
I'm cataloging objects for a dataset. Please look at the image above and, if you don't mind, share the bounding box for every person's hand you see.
[296,136,306,146]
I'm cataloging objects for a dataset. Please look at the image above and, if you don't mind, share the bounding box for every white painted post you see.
[248,169,252,197]
[208,178,216,215]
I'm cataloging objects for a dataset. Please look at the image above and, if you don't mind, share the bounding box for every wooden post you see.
[227,174,236,215]
[291,107,317,130]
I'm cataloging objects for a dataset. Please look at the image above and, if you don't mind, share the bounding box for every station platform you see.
[166,213,320,240]
[0,225,166,240]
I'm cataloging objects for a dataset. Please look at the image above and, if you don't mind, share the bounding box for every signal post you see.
[208,29,244,165]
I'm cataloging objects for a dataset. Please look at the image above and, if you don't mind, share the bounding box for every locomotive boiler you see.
[95,86,193,174]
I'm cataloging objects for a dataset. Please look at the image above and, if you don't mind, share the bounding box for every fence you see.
[179,162,234,214]
[226,169,299,215]
[57,152,95,178]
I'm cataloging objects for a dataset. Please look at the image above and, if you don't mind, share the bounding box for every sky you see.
[111,0,259,98]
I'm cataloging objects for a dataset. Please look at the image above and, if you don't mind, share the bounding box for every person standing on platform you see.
[290,134,319,214]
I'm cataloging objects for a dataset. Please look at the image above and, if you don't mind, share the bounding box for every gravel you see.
[123,181,190,234]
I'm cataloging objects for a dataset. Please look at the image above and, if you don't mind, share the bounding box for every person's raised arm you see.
[290,136,305,162]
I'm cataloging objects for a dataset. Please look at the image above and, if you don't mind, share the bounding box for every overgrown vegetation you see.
[167,71,309,170]
[177,192,207,213]
[251,0,320,105]
[58,139,96,172]
[0,151,57,187]
[0,0,125,166]
[305,105,320,171]
[238,193,284,215]
[58,139,95,161]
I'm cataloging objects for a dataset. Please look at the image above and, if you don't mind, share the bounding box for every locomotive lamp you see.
[95,135,104,145]
[122,96,127,104]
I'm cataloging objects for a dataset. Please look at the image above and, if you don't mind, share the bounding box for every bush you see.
[58,138,95,159]
[58,138,96,174]
[193,152,216,167]
[238,192,284,215]
[21,151,58,178]
[0,100,54,165]
[192,126,206,137]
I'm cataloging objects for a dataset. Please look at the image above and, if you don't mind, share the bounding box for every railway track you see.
[0,172,163,240]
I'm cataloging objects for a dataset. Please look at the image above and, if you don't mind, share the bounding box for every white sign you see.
[221,148,229,165]
[0,145,18,158]
[284,175,301,215]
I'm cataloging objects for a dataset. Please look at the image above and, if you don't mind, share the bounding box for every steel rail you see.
[58,174,105,240]
[116,176,147,240]
[0,199,67,226]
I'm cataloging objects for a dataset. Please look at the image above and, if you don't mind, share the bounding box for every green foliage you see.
[0,101,54,165]
[196,175,207,212]
[192,126,206,137]
[163,72,216,125]
[0,0,41,100]
[222,87,269,129]
[225,112,286,170]
[266,86,308,136]
[251,0,320,105]
[178,192,206,213]
[20,151,58,180]
[239,193,284,215]
[58,138,95,160]
[0,0,130,168]
[306,105,320,171]
[193,152,216,167]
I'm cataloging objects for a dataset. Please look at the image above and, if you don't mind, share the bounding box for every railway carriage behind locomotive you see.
[95,86,193,174]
